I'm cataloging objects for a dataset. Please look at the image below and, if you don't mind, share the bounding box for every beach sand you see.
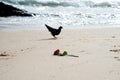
[0,28,120,80]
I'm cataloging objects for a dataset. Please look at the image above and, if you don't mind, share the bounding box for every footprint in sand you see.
[114,57,120,61]
[110,49,120,53]
[20,47,33,53]
[113,45,120,48]
[20,48,30,52]
[114,57,119,58]
[116,58,120,61]
[111,36,116,38]
[21,49,24,51]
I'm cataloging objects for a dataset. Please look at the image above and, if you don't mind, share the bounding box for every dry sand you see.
[0,28,120,80]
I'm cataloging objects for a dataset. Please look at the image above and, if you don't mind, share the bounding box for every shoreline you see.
[0,26,120,31]
[0,24,120,30]
[0,27,120,80]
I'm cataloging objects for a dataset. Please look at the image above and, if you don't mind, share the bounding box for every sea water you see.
[0,0,120,30]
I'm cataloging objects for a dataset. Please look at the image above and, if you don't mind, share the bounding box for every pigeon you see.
[45,24,63,38]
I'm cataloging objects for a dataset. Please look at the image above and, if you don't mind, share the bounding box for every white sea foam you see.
[0,0,120,29]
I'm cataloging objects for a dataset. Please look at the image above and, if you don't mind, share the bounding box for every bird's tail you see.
[45,24,49,29]
[45,24,51,32]
[45,24,48,27]
[45,24,47,26]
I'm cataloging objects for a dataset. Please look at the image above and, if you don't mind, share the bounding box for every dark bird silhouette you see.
[45,24,63,38]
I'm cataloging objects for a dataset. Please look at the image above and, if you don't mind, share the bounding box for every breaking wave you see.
[1,0,120,8]
[0,0,120,29]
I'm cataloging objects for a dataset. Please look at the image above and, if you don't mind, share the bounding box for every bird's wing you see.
[45,24,56,32]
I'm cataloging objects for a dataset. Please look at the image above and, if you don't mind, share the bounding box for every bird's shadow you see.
[39,37,58,41]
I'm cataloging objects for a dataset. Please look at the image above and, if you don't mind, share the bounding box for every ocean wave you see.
[1,0,120,8]
[84,1,120,8]
[2,0,79,7]
[90,2,113,8]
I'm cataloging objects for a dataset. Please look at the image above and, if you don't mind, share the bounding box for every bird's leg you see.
[54,36,57,39]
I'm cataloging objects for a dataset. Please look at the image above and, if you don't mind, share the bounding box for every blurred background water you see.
[0,0,120,30]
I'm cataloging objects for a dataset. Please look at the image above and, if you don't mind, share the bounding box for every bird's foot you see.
[54,36,57,39]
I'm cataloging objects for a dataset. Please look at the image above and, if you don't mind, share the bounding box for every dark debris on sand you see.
[0,51,9,56]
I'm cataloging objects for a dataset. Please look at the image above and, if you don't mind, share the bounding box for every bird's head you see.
[59,26,63,29]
